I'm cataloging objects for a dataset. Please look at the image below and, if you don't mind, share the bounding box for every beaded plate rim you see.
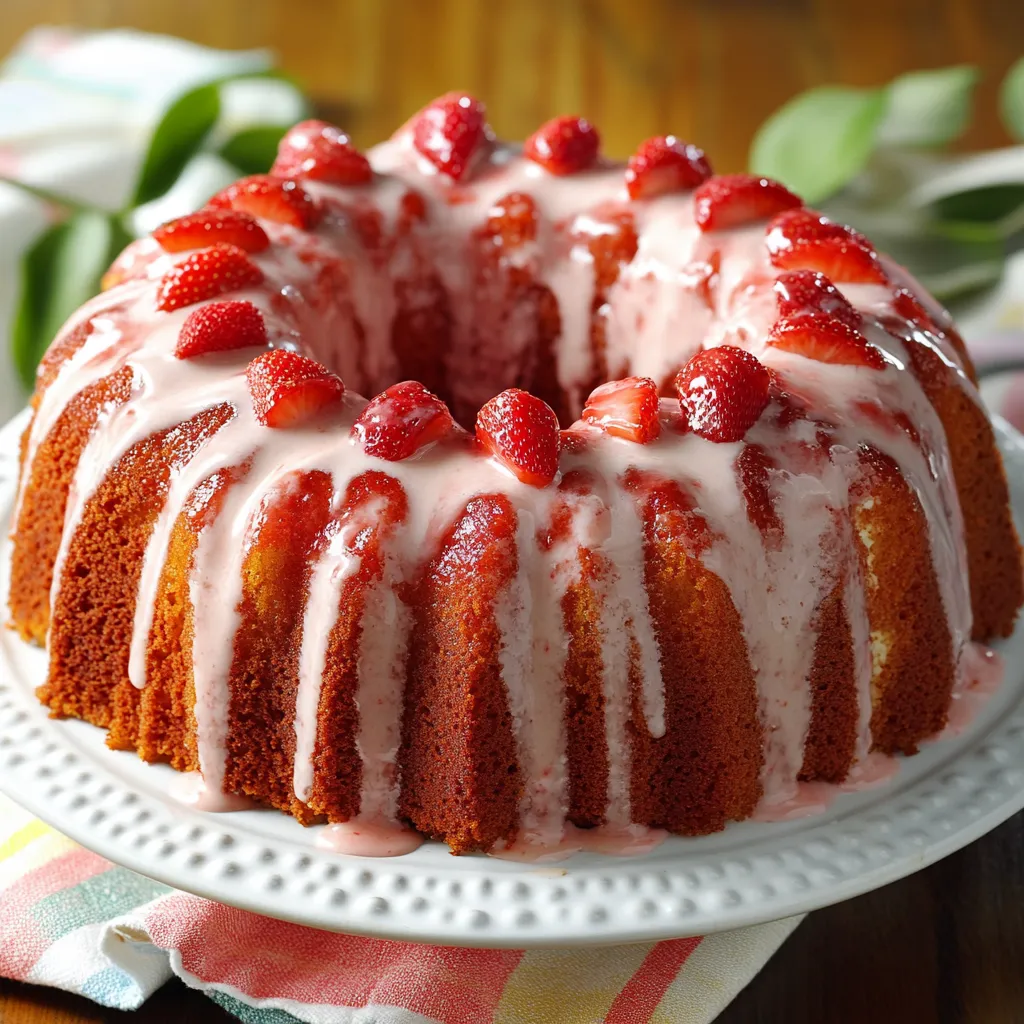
[1,408,1023,948]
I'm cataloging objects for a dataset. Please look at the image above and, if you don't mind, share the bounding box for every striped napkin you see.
[0,793,801,1022]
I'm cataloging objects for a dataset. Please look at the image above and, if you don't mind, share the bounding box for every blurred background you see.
[0,0,1022,420]
[2,0,1021,168]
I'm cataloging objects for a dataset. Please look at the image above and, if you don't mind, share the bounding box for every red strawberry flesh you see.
[773,269,861,328]
[694,174,802,232]
[582,376,661,443]
[675,345,771,443]
[175,300,267,359]
[768,312,887,369]
[154,209,270,254]
[476,388,560,486]
[524,115,600,175]
[246,349,344,428]
[210,174,322,230]
[412,92,487,181]
[625,136,712,200]
[157,244,264,312]
[271,119,372,186]
[352,380,455,460]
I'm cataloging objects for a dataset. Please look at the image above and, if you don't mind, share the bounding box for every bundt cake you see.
[7,95,1023,856]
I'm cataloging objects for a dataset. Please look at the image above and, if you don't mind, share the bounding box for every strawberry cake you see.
[7,95,1022,856]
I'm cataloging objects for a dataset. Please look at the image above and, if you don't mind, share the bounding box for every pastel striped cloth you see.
[0,793,801,1022]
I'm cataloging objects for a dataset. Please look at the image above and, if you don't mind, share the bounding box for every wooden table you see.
[2,809,1021,1022]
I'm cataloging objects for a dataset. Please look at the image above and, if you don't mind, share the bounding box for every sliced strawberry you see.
[352,380,455,460]
[156,244,264,312]
[675,345,771,443]
[524,115,600,175]
[246,349,344,428]
[476,388,560,486]
[411,92,488,181]
[582,376,660,443]
[694,174,802,232]
[624,136,712,200]
[210,174,322,230]
[271,119,373,186]
[175,300,267,359]
[485,191,538,248]
[773,269,860,328]
[153,209,270,254]
[768,312,886,369]
[766,209,888,284]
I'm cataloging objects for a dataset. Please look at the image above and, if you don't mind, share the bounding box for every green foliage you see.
[132,83,221,206]
[12,211,133,388]
[1002,57,1024,141]
[878,66,978,147]
[750,86,887,203]
[219,125,291,175]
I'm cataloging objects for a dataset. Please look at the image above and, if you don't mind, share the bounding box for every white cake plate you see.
[1,409,1023,948]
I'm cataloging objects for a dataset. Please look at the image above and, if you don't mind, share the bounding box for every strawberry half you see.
[476,388,560,487]
[624,136,712,200]
[675,345,771,443]
[694,174,802,232]
[768,312,887,369]
[485,191,538,248]
[773,269,860,328]
[210,174,322,230]
[411,92,488,181]
[153,209,270,254]
[271,119,373,186]
[766,209,888,284]
[156,244,264,312]
[582,376,660,443]
[175,300,267,359]
[352,380,455,460]
[524,115,600,175]
[246,349,345,428]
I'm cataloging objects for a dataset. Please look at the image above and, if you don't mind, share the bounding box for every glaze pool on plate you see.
[1,411,1023,947]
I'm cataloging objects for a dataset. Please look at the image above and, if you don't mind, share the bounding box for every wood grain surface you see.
[1,0,1022,171]
[1,1,1022,1020]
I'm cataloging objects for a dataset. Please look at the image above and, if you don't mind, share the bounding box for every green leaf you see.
[1001,57,1024,141]
[133,82,221,206]
[12,211,133,389]
[219,124,290,175]
[877,65,978,148]
[933,184,1024,236]
[749,86,888,203]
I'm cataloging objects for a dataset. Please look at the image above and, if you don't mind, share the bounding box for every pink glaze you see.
[169,772,255,812]
[13,118,987,854]
[316,821,425,857]
[490,824,668,863]
[939,643,1005,738]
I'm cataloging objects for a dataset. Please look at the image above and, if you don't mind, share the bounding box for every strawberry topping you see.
[736,443,783,547]
[156,244,264,312]
[411,92,488,181]
[271,119,373,185]
[352,380,455,460]
[675,346,771,443]
[524,115,600,175]
[485,191,538,248]
[154,209,270,254]
[768,312,887,369]
[694,174,802,232]
[210,174,322,230]
[766,209,888,284]
[246,349,344,428]
[624,136,712,200]
[476,388,560,486]
[773,269,861,328]
[175,300,267,359]
[582,376,660,443]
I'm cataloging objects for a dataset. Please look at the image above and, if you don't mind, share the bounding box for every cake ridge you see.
[8,100,1023,855]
